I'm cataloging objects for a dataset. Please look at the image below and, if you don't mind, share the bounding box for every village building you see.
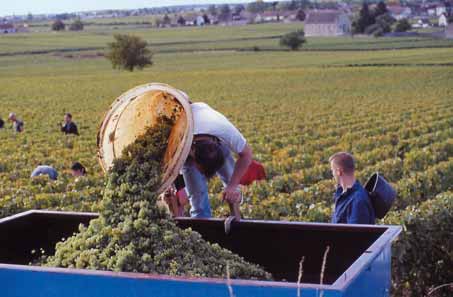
[304,10,351,37]
[387,5,412,20]
[436,4,447,17]
[439,13,448,27]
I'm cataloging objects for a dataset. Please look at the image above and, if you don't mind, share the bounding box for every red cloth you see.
[240,160,266,186]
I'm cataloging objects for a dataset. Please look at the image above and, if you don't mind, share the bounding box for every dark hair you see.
[71,162,86,175]
[65,113,72,119]
[329,152,355,174]
[193,139,225,178]
[0,118,4,129]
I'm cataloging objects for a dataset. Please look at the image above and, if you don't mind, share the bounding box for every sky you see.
[3,0,262,16]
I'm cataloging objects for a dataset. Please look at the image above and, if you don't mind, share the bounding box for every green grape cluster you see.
[42,117,271,280]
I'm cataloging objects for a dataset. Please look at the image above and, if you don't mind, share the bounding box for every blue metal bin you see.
[0,210,401,297]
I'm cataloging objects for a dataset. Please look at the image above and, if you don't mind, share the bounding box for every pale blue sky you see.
[3,0,262,16]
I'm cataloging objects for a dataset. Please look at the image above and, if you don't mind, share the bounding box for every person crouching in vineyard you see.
[330,152,375,225]
[8,113,24,133]
[31,165,58,181]
[180,102,252,221]
[70,162,86,179]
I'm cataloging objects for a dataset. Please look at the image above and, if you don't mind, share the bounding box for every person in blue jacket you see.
[31,165,58,181]
[329,152,375,225]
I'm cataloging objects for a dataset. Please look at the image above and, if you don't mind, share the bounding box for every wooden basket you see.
[97,83,193,193]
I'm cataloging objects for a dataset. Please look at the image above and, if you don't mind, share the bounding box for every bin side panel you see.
[0,267,344,297]
[343,243,392,297]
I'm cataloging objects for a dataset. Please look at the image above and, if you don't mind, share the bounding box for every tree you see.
[271,1,279,11]
[375,13,395,33]
[69,18,84,31]
[106,34,153,72]
[288,0,299,10]
[353,2,374,34]
[163,14,171,26]
[218,4,231,22]
[364,13,394,37]
[395,18,412,32]
[280,30,306,50]
[234,4,245,15]
[298,0,311,10]
[51,20,66,31]
[296,9,306,21]
[277,2,290,11]
[208,5,218,16]
[202,14,210,24]
[247,0,268,13]
[154,17,163,27]
[177,15,186,26]
[374,1,388,18]
[27,13,33,21]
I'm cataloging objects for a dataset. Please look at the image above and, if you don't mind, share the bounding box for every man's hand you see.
[163,188,176,203]
[222,185,241,204]
[161,187,180,217]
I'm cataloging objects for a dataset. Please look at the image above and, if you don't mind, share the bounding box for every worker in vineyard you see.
[180,101,253,220]
[31,165,58,181]
[8,113,24,133]
[164,161,265,217]
[330,152,375,225]
[70,162,86,177]
[61,113,79,135]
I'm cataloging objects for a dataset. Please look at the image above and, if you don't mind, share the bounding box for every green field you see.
[0,22,452,296]
[2,22,453,55]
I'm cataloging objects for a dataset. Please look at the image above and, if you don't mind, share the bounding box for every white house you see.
[254,13,264,23]
[304,10,351,37]
[439,14,448,27]
[387,5,412,20]
[183,15,196,26]
[261,11,280,22]
[427,8,436,16]
[196,15,205,26]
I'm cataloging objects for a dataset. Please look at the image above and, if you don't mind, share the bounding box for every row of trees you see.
[353,1,414,36]
[51,19,84,31]
[353,1,392,35]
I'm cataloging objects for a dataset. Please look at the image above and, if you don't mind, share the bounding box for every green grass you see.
[1,22,453,56]
[1,47,453,79]
[0,23,301,54]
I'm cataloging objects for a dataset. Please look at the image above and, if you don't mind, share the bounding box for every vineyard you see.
[0,23,452,296]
